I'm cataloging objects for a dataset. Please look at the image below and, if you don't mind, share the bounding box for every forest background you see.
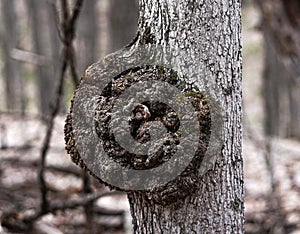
[0,0,299,233]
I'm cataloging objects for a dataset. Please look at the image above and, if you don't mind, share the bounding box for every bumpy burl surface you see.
[64,65,211,206]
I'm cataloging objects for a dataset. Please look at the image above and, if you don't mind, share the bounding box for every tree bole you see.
[65,0,244,233]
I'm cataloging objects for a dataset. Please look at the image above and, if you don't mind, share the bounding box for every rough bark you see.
[107,0,139,52]
[1,0,24,112]
[259,0,300,139]
[126,1,243,233]
[65,0,243,233]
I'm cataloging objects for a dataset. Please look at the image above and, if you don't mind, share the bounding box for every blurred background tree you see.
[107,0,138,53]
[1,0,24,114]
[259,0,300,139]
[26,0,61,116]
[0,0,138,118]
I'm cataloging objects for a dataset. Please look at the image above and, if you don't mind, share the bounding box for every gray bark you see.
[65,0,244,233]
[127,0,244,233]
[107,0,139,52]
[1,0,24,112]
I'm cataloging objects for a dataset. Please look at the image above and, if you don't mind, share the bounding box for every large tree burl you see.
[64,64,211,206]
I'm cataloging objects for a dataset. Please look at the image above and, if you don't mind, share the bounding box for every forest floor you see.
[0,3,300,234]
[0,115,132,234]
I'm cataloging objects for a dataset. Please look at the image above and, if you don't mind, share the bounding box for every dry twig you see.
[39,0,83,216]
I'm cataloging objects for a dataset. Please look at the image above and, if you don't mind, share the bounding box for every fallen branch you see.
[44,191,123,214]
[1,191,124,232]
[46,164,82,177]
[10,48,48,65]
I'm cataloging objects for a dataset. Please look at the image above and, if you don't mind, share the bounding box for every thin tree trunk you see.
[1,0,24,112]
[107,0,138,52]
[46,0,67,114]
[27,0,56,117]
[46,0,61,91]
[263,32,283,137]
[127,1,244,233]
[77,0,99,75]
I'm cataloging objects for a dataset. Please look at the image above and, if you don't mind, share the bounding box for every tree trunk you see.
[259,0,300,139]
[46,0,61,89]
[77,0,99,75]
[27,0,56,116]
[107,0,139,52]
[126,1,243,233]
[65,0,243,233]
[1,0,24,112]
